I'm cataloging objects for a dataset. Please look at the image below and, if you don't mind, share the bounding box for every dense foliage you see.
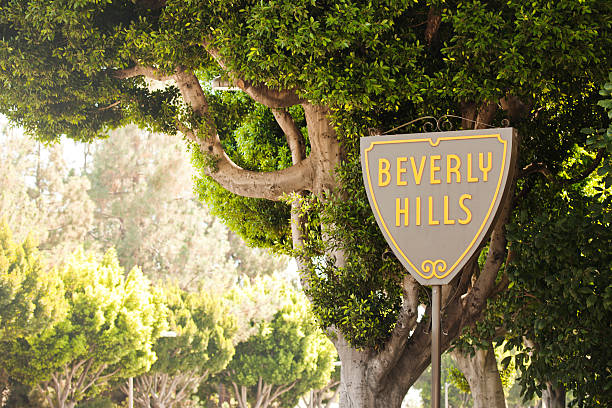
[503,191,612,406]
[221,284,336,408]
[1,247,166,408]
[128,284,235,407]
[0,223,65,339]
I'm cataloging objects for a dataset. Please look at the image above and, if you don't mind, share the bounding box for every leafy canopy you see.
[0,222,65,339]
[2,248,166,389]
[149,283,235,376]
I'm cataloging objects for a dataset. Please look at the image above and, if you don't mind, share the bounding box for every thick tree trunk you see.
[451,343,506,408]
[336,358,417,408]
[337,343,374,408]
[337,363,404,408]
[334,332,429,408]
[541,383,565,408]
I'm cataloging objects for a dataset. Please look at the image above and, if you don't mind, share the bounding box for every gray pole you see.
[128,377,133,408]
[432,285,442,408]
[445,382,449,408]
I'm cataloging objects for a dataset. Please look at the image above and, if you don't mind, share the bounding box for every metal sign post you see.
[360,125,517,408]
[432,285,441,408]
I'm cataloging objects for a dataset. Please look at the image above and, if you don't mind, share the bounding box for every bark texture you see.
[121,371,205,408]
[301,378,340,408]
[37,359,118,408]
[451,344,507,408]
[229,377,298,408]
[541,383,566,408]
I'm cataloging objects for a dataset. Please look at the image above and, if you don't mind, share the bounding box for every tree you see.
[125,284,235,408]
[194,276,301,408]
[221,285,336,408]
[0,2,609,407]
[0,121,95,265]
[87,125,287,291]
[0,222,66,405]
[0,222,65,339]
[501,191,612,407]
[1,249,166,408]
[300,367,341,408]
[0,120,287,292]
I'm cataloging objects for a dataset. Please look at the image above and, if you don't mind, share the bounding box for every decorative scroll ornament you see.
[360,126,517,285]
[421,260,447,278]
[380,115,511,135]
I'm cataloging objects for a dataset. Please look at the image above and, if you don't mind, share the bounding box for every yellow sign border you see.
[364,134,508,280]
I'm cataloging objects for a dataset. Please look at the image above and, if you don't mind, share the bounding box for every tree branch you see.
[519,148,605,187]
[272,106,313,290]
[80,364,119,396]
[113,65,175,82]
[462,183,513,323]
[386,317,436,396]
[58,367,73,405]
[561,148,606,185]
[159,373,170,404]
[173,371,201,404]
[475,101,498,129]
[174,72,315,200]
[303,103,343,197]
[424,7,442,46]
[49,374,63,407]
[460,101,478,129]
[256,376,263,403]
[500,95,532,123]
[490,274,510,299]
[269,380,298,403]
[241,384,249,408]
[520,162,555,181]
[369,274,420,386]
[271,108,307,165]
[229,379,250,408]
[204,44,304,108]
[73,358,94,397]
[38,383,54,408]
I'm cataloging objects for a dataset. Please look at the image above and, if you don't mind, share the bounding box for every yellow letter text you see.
[396,198,409,226]
[378,158,391,186]
[458,194,472,224]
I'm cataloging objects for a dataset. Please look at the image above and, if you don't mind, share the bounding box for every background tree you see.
[0,121,287,290]
[125,284,235,408]
[0,2,609,407]
[86,125,288,290]
[1,249,166,408]
[0,121,289,407]
[299,366,341,408]
[221,285,336,408]
[0,222,66,405]
[0,121,95,265]
[0,223,65,339]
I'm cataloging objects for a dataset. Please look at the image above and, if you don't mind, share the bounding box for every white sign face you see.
[360,128,517,285]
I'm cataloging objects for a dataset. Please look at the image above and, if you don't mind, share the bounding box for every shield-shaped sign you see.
[360,128,517,285]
